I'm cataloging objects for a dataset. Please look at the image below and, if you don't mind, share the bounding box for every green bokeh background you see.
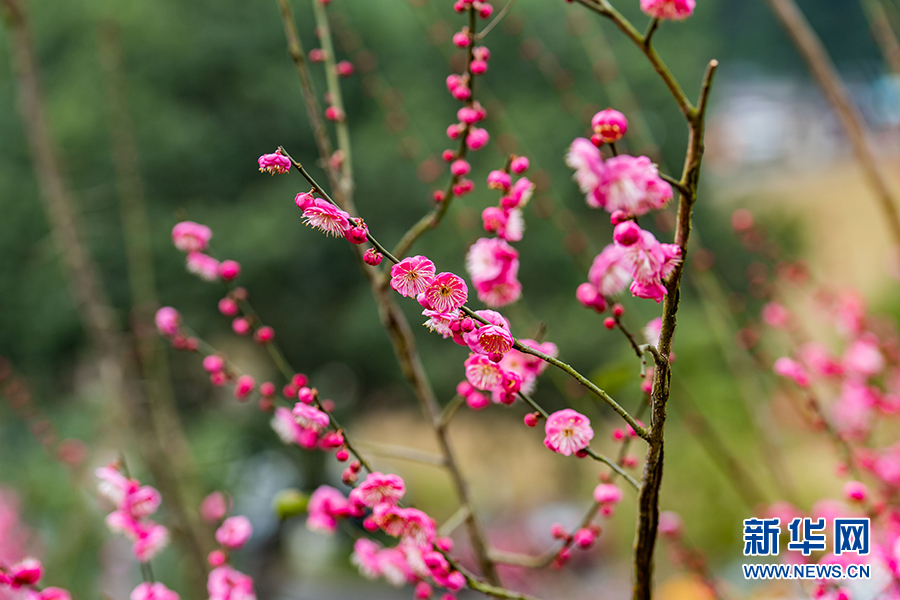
[0,0,891,597]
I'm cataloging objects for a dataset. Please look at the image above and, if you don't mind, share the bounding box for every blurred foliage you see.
[0,0,891,597]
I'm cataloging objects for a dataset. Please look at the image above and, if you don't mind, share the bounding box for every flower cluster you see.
[0,559,70,600]
[270,382,346,456]
[302,472,466,599]
[566,111,681,307]
[437,0,494,202]
[462,335,557,407]
[294,190,369,244]
[462,157,532,308]
[743,259,900,598]
[196,492,256,600]
[578,221,681,305]
[171,221,243,284]
[772,291,900,443]
[130,583,179,600]
[96,464,168,563]
[567,137,672,218]
[481,159,532,243]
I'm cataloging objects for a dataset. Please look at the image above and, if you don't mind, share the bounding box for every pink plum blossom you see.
[215,516,252,549]
[200,492,229,523]
[186,252,220,281]
[171,221,212,253]
[593,483,623,505]
[588,245,631,297]
[640,0,695,20]
[155,307,181,337]
[302,198,352,237]
[659,511,683,537]
[271,407,318,448]
[843,336,885,378]
[208,566,256,600]
[475,324,514,360]
[307,486,350,534]
[464,354,504,391]
[566,138,604,198]
[510,156,529,173]
[591,108,628,144]
[131,583,180,600]
[257,152,291,175]
[422,273,468,313]
[761,302,791,329]
[354,472,406,508]
[773,357,810,388]
[544,409,594,456]
[7,559,41,588]
[292,403,330,432]
[391,256,437,297]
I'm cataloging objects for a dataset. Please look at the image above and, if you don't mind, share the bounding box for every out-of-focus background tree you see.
[1,0,899,598]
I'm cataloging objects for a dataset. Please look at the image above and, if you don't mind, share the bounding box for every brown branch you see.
[630,59,717,600]
[860,0,900,77]
[763,0,900,247]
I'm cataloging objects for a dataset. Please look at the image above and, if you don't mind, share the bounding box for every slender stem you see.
[609,303,644,362]
[572,0,694,118]
[312,0,353,196]
[276,0,343,198]
[861,0,900,77]
[391,6,479,259]
[477,0,517,40]
[451,559,547,600]
[763,0,900,246]
[280,149,401,264]
[438,504,471,537]
[642,17,660,47]
[518,391,639,489]
[222,280,295,381]
[508,333,649,440]
[353,441,446,466]
[585,448,640,489]
[659,172,690,197]
[439,393,466,428]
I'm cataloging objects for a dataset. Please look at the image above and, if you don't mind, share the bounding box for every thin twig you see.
[763,0,900,246]
[312,0,353,198]
[477,0,518,40]
[391,6,479,259]
[276,0,342,197]
[353,441,446,466]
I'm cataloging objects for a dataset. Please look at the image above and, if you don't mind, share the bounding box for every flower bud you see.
[273,489,309,520]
